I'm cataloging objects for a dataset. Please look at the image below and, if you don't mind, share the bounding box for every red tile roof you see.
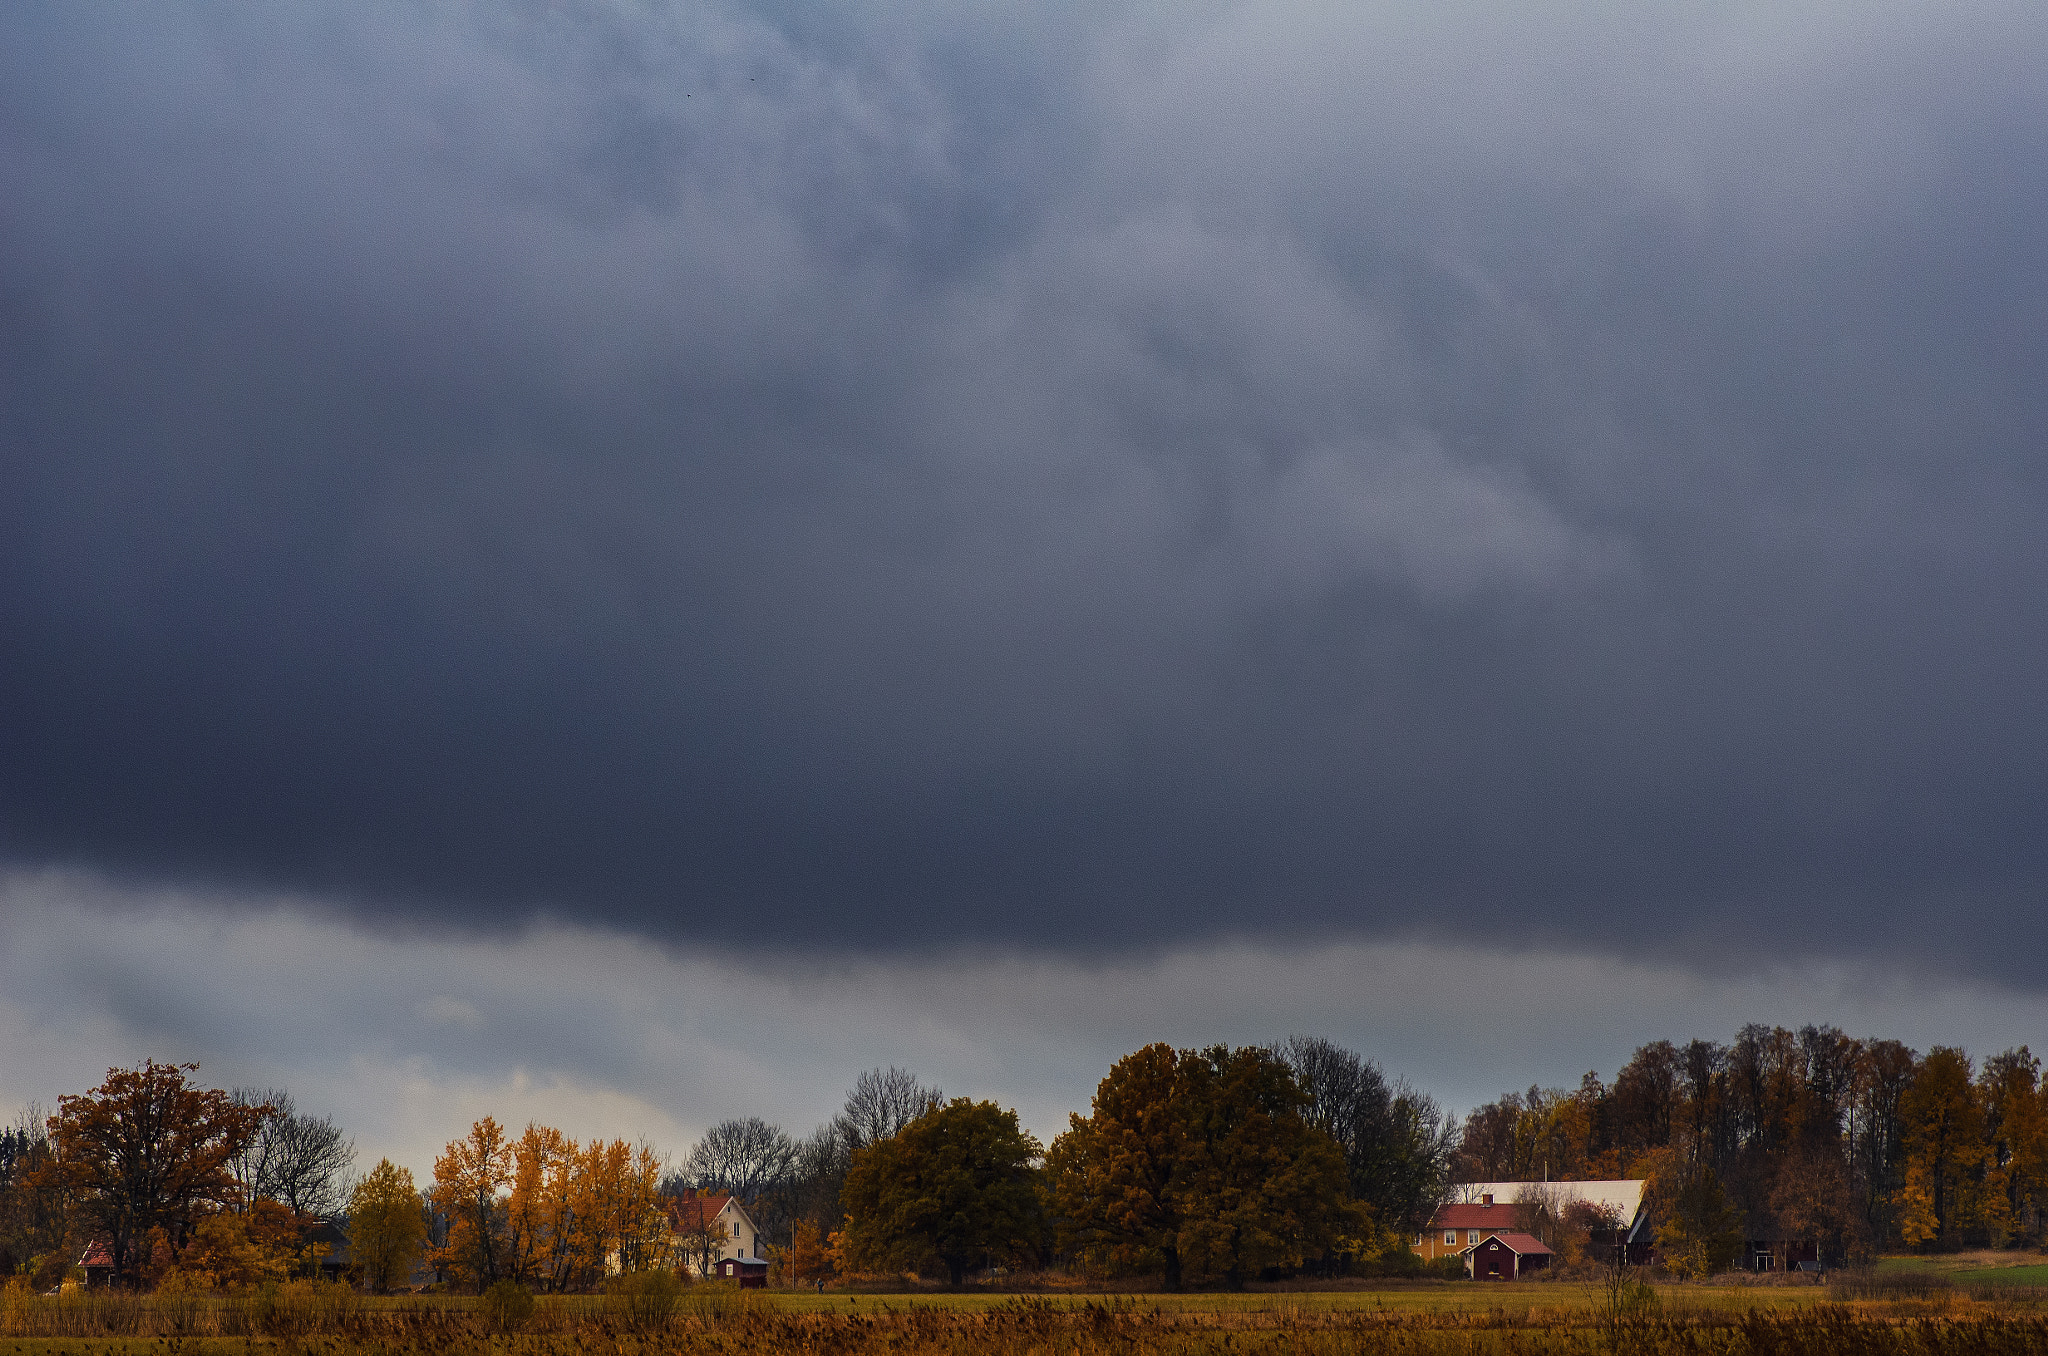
[664,1192,734,1233]
[1428,1202,1521,1230]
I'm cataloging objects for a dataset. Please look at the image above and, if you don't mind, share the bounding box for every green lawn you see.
[1954,1264,2048,1287]
[1873,1252,2048,1281]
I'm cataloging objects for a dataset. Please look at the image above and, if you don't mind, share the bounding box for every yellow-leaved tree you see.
[1654,1165,1742,1279]
[349,1159,428,1292]
[1899,1048,1987,1246]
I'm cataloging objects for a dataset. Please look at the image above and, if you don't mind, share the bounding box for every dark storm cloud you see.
[3,2,2046,973]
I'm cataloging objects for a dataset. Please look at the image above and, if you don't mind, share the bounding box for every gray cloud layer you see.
[8,871,2046,1176]
[3,3,2046,974]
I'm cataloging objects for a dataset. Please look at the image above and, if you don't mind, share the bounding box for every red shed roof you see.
[1465,1231,1553,1256]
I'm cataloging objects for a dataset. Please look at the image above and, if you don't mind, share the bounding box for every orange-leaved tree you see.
[772,1218,832,1288]
[506,1123,576,1289]
[432,1117,514,1290]
[46,1061,268,1286]
[563,1137,667,1283]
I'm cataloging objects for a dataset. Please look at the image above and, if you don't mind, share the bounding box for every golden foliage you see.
[350,1158,429,1292]
[433,1117,670,1292]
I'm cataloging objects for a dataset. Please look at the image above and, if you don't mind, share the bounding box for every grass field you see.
[5,1277,2043,1356]
[4,1263,2045,1356]
[760,1281,1831,1317]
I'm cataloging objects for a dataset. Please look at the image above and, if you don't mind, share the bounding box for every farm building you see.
[1463,1231,1553,1279]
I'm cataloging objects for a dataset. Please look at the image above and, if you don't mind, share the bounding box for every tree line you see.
[2,1039,1454,1291]
[7,1026,2037,1293]
[0,1062,353,1291]
[1453,1025,2046,1266]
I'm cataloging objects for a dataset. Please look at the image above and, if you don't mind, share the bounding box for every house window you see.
[1444,1231,1457,1245]
[1467,1230,1479,1244]
[1414,1233,1423,1247]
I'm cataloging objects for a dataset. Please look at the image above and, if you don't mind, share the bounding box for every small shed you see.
[304,1218,353,1283]
[1463,1231,1553,1280]
[77,1241,115,1289]
[713,1256,769,1289]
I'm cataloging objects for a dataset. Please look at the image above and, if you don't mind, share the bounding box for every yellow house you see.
[1413,1192,1517,1260]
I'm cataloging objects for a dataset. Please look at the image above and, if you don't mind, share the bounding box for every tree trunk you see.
[1162,1245,1181,1291]
[947,1256,965,1286]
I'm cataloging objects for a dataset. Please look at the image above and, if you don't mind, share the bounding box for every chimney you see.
[1481,1194,1494,1207]
[683,1186,696,1201]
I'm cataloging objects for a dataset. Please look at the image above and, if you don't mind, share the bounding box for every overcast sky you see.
[4,1,2046,1175]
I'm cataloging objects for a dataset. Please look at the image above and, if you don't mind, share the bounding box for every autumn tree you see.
[775,1218,832,1288]
[567,1138,668,1281]
[1979,1048,2046,1246]
[46,1061,268,1286]
[1047,1043,1185,1284]
[161,1203,299,1290]
[1898,1047,1985,1245]
[431,1116,514,1290]
[1051,1043,1361,1289]
[1656,1165,1743,1278]
[1172,1045,1365,1287]
[839,1098,1043,1286]
[1770,1142,1862,1262]
[0,1104,69,1286]
[350,1159,429,1292]
[506,1123,575,1289]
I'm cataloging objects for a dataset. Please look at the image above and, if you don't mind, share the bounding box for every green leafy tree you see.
[838,1098,1043,1285]
[1046,1043,1185,1284]
[348,1159,429,1292]
[1173,1045,1365,1287]
[1051,1043,1363,1289]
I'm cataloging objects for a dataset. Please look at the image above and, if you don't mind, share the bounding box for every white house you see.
[664,1189,764,1275]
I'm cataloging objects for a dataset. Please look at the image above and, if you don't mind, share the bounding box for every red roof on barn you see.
[78,1241,113,1268]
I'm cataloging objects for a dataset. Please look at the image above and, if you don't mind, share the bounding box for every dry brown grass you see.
[6,1285,2048,1354]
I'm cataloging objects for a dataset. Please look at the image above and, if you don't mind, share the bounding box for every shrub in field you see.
[254,1278,363,1337]
[481,1278,535,1332]
[605,1269,682,1329]
[1826,1267,1954,1301]
[151,1272,209,1336]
